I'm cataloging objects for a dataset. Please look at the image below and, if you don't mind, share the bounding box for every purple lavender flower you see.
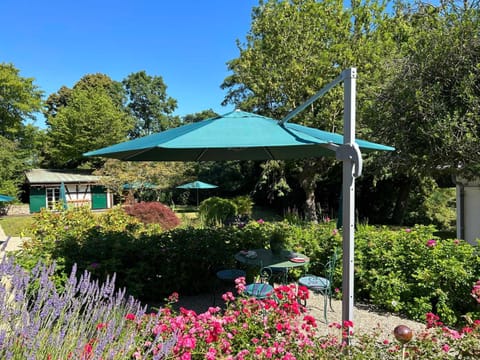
[0,257,176,358]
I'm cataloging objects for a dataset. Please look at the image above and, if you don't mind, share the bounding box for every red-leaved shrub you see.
[124,201,180,230]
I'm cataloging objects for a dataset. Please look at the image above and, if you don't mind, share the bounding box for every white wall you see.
[464,186,480,246]
[65,184,92,207]
[457,178,480,246]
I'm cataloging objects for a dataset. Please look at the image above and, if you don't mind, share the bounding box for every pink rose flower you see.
[426,239,437,247]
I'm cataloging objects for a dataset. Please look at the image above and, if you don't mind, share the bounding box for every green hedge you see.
[355,224,480,324]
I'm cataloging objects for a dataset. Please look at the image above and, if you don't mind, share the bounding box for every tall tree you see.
[0,63,43,139]
[74,73,126,108]
[369,0,480,222]
[46,86,134,168]
[44,74,134,168]
[123,71,178,138]
[0,63,44,197]
[221,0,394,221]
[182,109,218,124]
[44,73,126,121]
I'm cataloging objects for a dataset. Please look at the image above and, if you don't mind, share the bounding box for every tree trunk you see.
[303,186,318,223]
[298,161,319,223]
[391,178,412,225]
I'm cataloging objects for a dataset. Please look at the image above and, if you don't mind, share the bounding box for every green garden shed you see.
[25,169,112,213]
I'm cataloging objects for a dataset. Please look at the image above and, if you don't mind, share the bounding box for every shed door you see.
[29,187,46,213]
[91,186,107,209]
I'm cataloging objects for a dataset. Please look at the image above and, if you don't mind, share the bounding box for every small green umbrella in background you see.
[176,181,218,206]
[59,182,68,210]
[0,195,14,202]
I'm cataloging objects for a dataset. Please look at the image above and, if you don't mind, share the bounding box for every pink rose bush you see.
[134,281,324,359]
[127,280,480,359]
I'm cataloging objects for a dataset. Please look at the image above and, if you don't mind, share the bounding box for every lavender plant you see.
[0,256,176,359]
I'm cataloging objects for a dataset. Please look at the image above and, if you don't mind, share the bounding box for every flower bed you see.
[1,258,479,359]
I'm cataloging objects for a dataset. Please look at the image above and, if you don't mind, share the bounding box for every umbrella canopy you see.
[84,110,393,161]
[176,181,218,190]
[177,181,218,206]
[0,194,14,202]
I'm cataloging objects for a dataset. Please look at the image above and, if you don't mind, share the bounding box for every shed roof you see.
[25,169,100,184]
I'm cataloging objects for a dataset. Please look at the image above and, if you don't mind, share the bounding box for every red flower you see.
[96,322,107,330]
[425,312,440,328]
[303,315,317,326]
[343,320,354,328]
[167,292,179,303]
[125,313,136,321]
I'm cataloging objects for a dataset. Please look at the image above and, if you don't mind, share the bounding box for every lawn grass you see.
[0,215,35,237]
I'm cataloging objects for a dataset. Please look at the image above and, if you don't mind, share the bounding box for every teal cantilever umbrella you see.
[84,68,394,334]
[84,110,392,161]
[177,181,218,206]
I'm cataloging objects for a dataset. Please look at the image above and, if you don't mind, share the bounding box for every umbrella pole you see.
[340,68,359,344]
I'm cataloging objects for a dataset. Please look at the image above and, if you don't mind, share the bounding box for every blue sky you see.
[0,0,259,125]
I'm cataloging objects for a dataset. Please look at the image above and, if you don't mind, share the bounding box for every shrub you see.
[14,206,150,297]
[231,195,254,216]
[125,201,180,230]
[355,224,480,325]
[198,196,237,226]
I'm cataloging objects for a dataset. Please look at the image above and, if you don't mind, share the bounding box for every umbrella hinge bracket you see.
[335,143,363,178]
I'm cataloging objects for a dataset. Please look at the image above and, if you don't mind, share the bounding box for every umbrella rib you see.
[195,148,208,162]
[123,148,155,160]
[279,123,324,145]
[264,147,275,160]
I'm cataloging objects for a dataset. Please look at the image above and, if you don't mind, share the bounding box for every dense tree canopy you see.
[371,0,480,179]
[123,71,179,138]
[94,159,193,203]
[46,85,134,168]
[182,109,218,124]
[0,63,44,197]
[221,0,395,221]
[0,63,43,139]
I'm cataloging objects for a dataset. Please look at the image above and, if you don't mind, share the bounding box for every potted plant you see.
[270,227,287,255]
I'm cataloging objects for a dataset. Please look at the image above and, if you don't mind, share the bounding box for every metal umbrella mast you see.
[281,68,360,333]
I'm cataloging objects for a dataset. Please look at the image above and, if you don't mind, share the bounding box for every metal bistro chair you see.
[298,248,339,323]
[244,267,274,300]
[268,266,289,284]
